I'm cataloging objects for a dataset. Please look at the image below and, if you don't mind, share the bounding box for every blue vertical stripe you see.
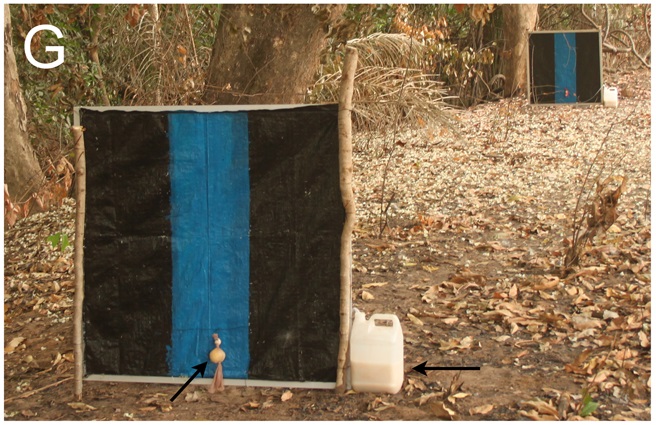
[168,113,210,376]
[554,33,577,103]
[168,113,250,378]
[206,114,250,379]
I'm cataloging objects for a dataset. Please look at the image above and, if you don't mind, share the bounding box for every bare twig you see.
[146,4,162,104]
[377,31,416,238]
[603,4,610,42]
[89,5,110,106]
[379,191,396,236]
[4,376,73,403]
[181,4,199,67]
[564,123,615,271]
[563,98,642,272]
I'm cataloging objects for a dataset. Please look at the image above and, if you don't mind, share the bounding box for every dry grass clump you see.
[101,4,214,105]
[311,33,457,139]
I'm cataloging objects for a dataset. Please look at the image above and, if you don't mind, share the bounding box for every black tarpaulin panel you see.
[576,32,602,103]
[81,110,173,376]
[82,238,121,374]
[529,31,602,104]
[529,33,556,104]
[248,104,343,382]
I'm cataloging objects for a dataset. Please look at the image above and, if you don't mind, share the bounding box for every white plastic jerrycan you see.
[349,309,404,393]
[603,85,619,108]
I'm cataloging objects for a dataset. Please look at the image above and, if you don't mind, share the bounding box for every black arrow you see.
[170,362,207,402]
[412,361,480,375]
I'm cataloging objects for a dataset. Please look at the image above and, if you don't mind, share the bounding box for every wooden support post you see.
[335,46,358,394]
[72,126,86,401]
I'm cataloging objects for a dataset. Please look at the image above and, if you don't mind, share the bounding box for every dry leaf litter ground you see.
[4,70,651,420]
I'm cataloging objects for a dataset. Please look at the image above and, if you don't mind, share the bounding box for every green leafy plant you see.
[47,232,70,251]
[579,390,599,417]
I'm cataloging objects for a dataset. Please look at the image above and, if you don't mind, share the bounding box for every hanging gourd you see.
[208,333,225,393]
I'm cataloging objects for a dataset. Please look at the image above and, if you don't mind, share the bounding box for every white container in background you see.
[603,86,619,108]
[349,309,404,394]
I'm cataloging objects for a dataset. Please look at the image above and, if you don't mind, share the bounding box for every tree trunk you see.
[4,4,44,202]
[502,4,538,97]
[203,4,345,105]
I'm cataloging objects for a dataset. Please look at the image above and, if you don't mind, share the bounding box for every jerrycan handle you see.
[368,314,400,331]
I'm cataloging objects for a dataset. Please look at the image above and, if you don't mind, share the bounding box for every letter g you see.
[24,25,64,69]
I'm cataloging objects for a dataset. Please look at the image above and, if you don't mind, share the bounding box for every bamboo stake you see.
[72,126,86,401]
[335,46,358,394]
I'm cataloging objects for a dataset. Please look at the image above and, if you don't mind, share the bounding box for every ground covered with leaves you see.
[4,70,650,420]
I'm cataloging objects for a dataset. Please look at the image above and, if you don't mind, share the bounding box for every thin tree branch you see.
[181,4,199,67]
[4,377,73,403]
[580,4,650,69]
[603,4,610,42]
[644,5,651,42]
[580,4,601,31]
[89,5,110,106]
[609,29,651,68]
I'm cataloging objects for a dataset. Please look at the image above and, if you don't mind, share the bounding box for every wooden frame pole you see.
[72,126,86,400]
[335,46,358,393]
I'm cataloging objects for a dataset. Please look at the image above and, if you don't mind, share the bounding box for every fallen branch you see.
[4,376,73,403]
